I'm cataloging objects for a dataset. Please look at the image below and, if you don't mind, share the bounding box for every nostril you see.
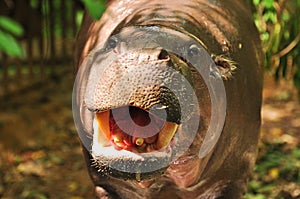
[158,49,169,60]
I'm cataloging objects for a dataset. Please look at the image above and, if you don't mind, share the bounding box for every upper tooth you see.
[156,122,178,150]
[94,111,111,146]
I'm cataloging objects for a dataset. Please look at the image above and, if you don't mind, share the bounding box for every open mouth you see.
[93,106,179,154]
[90,106,181,181]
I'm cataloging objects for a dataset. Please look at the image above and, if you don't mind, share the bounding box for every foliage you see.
[248,0,300,97]
[81,0,106,20]
[0,16,24,58]
[246,142,300,198]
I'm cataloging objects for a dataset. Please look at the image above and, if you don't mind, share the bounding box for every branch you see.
[273,31,300,58]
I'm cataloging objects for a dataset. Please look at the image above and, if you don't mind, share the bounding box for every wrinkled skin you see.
[74,0,263,198]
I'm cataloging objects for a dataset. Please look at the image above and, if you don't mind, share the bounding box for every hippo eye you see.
[106,37,117,49]
[188,44,200,57]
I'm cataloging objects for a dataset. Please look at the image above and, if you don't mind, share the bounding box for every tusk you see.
[156,122,178,150]
[94,111,111,146]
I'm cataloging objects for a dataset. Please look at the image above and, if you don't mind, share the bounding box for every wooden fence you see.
[0,0,83,97]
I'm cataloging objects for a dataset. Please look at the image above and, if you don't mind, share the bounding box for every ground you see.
[0,68,299,199]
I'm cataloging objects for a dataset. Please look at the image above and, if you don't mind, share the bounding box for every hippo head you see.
[73,26,227,187]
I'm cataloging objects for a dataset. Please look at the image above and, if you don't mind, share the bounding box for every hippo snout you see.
[85,48,181,123]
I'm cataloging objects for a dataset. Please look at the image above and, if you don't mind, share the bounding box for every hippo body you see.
[73,0,263,198]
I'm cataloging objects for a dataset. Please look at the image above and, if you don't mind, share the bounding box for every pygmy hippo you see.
[73,0,263,198]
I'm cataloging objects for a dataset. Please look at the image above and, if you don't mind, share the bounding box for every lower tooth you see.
[113,136,126,149]
[135,138,144,146]
[113,135,122,143]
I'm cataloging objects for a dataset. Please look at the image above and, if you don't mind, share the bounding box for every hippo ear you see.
[210,55,237,80]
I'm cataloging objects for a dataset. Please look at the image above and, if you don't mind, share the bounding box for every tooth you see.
[135,138,144,146]
[113,135,122,143]
[136,172,141,182]
[113,136,126,149]
[94,111,111,146]
[156,122,178,150]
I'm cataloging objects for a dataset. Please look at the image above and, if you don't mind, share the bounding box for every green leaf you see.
[281,12,290,22]
[0,16,24,36]
[257,183,276,193]
[0,30,24,58]
[253,0,261,6]
[245,194,267,199]
[261,32,269,42]
[263,11,277,23]
[76,10,84,27]
[81,0,106,20]
[292,148,300,160]
[264,0,274,9]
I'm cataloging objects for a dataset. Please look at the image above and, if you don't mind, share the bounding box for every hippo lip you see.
[93,106,179,154]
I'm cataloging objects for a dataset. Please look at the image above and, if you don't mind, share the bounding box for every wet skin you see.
[73,0,263,198]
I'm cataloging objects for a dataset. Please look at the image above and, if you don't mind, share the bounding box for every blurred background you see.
[0,0,299,198]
